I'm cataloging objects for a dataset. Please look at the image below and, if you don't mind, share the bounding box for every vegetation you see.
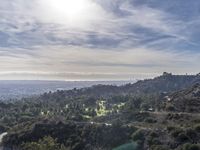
[21,136,67,150]
[0,73,200,150]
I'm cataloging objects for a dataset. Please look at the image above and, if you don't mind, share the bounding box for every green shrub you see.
[167,126,176,132]
[177,133,189,142]
[150,145,168,150]
[149,131,159,138]
[186,128,197,141]
[21,136,68,150]
[145,118,157,123]
[182,143,200,150]
[171,128,184,138]
[131,129,145,141]
[195,125,200,132]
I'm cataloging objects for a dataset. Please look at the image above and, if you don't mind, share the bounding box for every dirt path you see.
[0,132,7,144]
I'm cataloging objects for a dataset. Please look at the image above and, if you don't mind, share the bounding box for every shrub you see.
[195,125,200,132]
[171,128,184,138]
[131,129,145,141]
[186,128,197,142]
[182,143,200,150]
[21,136,68,150]
[145,118,157,123]
[150,145,168,150]
[167,126,176,132]
[177,133,189,142]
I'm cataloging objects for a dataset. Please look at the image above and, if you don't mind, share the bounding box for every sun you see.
[39,0,101,27]
[48,0,91,21]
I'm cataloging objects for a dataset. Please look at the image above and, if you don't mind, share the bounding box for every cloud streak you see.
[0,0,199,80]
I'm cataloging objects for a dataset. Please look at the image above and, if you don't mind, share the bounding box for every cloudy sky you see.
[0,0,199,80]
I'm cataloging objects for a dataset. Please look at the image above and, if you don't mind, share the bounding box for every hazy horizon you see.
[0,80,138,100]
[0,72,199,81]
[0,72,160,81]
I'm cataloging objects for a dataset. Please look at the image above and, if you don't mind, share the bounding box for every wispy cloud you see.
[0,0,199,80]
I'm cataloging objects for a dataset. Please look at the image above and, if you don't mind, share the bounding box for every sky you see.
[0,0,200,80]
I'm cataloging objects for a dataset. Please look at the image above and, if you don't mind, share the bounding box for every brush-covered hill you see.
[1,73,200,128]
[38,72,200,100]
[162,83,200,113]
[4,83,200,150]
[1,73,200,150]
[122,72,200,94]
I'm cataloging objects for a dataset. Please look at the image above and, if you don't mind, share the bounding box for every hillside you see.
[162,83,200,112]
[38,72,200,99]
[122,73,200,94]
[1,73,200,150]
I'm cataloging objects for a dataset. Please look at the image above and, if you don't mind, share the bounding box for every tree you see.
[21,136,68,150]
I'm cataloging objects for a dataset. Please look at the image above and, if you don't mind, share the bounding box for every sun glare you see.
[48,0,91,20]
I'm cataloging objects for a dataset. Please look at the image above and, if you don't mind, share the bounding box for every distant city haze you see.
[0,80,137,100]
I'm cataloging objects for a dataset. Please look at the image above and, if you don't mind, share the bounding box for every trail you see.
[0,132,7,144]
[0,132,7,150]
